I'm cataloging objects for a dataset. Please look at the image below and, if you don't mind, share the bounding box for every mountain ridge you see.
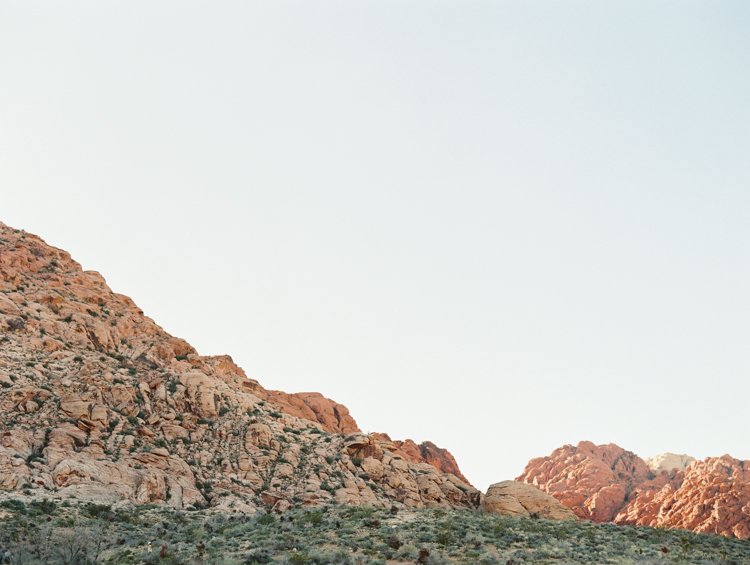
[0,221,479,513]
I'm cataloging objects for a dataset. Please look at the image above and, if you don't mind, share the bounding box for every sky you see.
[1,2,750,492]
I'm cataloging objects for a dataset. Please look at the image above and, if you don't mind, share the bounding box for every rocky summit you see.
[0,221,483,513]
[518,441,750,539]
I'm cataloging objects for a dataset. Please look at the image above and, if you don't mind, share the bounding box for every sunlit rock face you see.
[518,441,750,538]
[644,452,696,473]
[482,480,577,521]
[0,221,479,513]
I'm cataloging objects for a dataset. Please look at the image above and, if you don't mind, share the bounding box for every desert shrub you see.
[28,498,56,515]
[244,548,274,564]
[256,514,276,526]
[0,499,26,514]
[396,544,419,560]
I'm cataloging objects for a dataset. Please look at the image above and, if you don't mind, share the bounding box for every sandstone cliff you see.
[0,222,480,513]
[518,441,750,539]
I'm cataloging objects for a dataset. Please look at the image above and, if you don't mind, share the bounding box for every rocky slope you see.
[0,222,480,513]
[518,441,750,538]
[371,433,470,485]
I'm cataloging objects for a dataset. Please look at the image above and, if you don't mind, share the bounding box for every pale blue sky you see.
[2,2,749,490]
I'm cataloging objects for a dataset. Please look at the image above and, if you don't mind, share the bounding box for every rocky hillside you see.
[0,221,481,513]
[371,433,470,485]
[518,441,750,539]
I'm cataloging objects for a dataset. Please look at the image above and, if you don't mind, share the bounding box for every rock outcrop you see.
[264,391,359,435]
[517,441,653,523]
[0,221,479,513]
[371,433,471,485]
[483,481,577,521]
[615,455,750,539]
[645,453,696,473]
[518,441,750,539]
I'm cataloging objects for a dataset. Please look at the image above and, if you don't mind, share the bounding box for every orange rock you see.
[519,442,750,539]
[263,390,359,434]
[371,433,471,486]
[517,441,656,522]
[616,455,750,539]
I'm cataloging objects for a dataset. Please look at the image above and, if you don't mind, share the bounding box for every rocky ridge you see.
[371,433,470,485]
[518,441,750,539]
[0,222,481,513]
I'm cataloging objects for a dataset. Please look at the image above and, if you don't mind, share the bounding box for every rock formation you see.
[644,453,696,473]
[518,441,750,539]
[371,433,471,485]
[483,481,577,521]
[0,221,479,512]
[615,455,750,539]
[517,441,653,523]
[263,391,359,435]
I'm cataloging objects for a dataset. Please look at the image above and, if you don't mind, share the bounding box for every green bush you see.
[0,499,26,514]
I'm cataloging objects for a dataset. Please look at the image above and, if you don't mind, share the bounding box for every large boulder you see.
[483,481,578,521]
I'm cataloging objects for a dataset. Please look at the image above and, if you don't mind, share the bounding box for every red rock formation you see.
[372,433,471,486]
[263,391,360,435]
[519,441,750,539]
[615,455,750,539]
[517,441,653,522]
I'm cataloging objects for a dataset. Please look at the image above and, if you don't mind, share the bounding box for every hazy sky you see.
[2,2,749,491]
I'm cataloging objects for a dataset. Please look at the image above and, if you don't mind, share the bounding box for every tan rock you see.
[246,423,272,448]
[645,453,696,473]
[484,481,578,521]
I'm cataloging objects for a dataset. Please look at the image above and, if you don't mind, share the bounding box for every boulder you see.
[483,481,578,521]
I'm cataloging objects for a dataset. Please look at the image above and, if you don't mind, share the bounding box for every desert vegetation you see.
[0,498,748,565]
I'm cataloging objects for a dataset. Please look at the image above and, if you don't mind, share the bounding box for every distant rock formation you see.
[483,481,577,521]
[644,453,696,473]
[517,441,654,523]
[518,441,750,538]
[616,455,750,539]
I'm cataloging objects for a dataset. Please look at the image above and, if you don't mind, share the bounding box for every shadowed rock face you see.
[0,221,479,513]
[518,441,750,539]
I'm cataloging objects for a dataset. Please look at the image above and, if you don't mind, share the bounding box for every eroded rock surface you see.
[0,222,478,513]
[518,441,750,538]
[371,433,471,485]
